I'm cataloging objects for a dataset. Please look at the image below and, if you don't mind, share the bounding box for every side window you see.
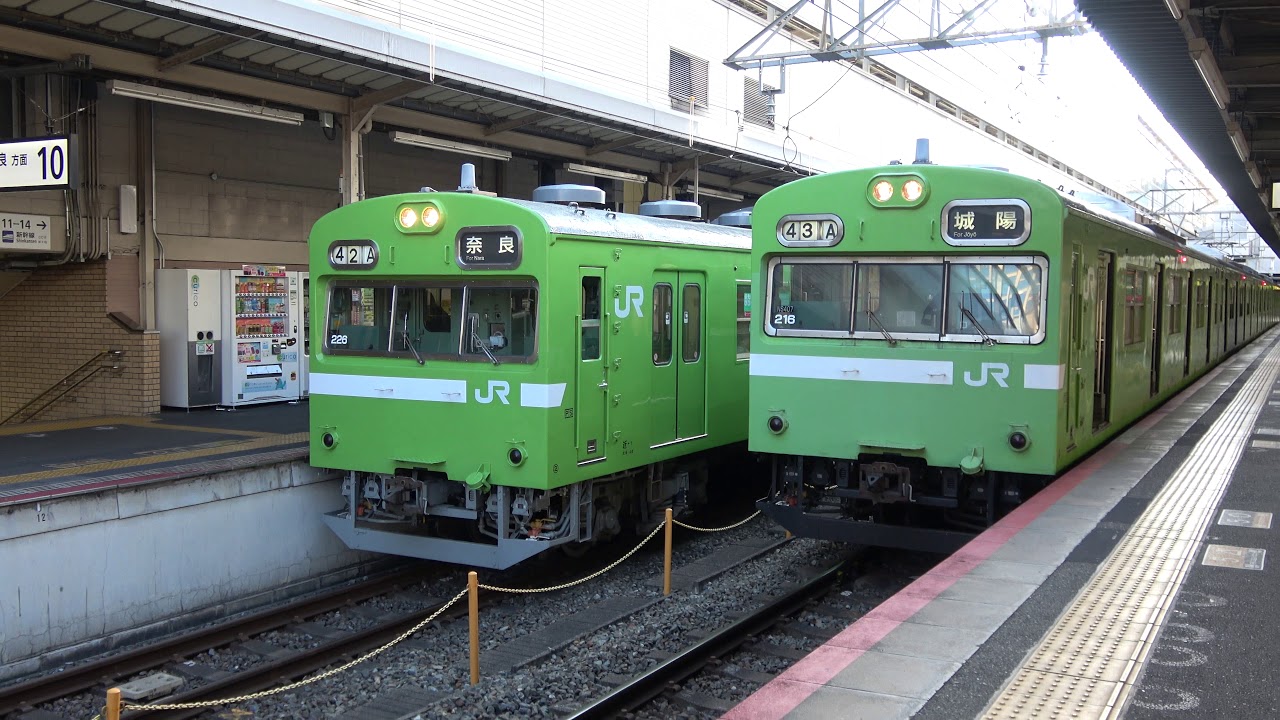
[736,282,751,360]
[1123,268,1146,346]
[581,277,601,361]
[682,284,701,363]
[653,283,673,365]
[1167,275,1184,334]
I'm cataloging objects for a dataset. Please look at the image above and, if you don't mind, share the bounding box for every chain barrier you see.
[673,509,761,533]
[93,507,763,717]
[109,587,470,714]
[479,520,667,594]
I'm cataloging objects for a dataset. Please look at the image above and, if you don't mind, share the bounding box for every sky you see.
[837,0,1272,259]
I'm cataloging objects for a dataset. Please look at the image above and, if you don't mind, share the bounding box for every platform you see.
[0,402,309,505]
[725,329,1280,720]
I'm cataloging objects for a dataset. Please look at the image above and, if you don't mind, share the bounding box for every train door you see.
[1205,278,1213,364]
[650,271,707,446]
[1067,246,1085,449]
[576,268,608,464]
[1183,274,1193,377]
[1150,264,1165,397]
[676,274,707,439]
[1093,252,1115,430]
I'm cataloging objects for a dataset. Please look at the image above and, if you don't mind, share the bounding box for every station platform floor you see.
[725,329,1280,720]
[0,401,309,506]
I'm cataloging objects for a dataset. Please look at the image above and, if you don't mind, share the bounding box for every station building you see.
[0,0,1123,424]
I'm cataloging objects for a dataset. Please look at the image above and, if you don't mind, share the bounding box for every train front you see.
[749,164,1064,553]
[309,190,557,569]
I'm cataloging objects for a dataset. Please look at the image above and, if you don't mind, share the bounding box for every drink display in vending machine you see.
[222,265,301,407]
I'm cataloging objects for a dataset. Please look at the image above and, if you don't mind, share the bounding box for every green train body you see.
[750,161,1279,552]
[308,183,751,568]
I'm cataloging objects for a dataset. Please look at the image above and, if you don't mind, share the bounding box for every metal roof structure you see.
[1077,0,1280,253]
[0,0,820,197]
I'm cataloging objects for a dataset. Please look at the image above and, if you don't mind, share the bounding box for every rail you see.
[0,349,123,426]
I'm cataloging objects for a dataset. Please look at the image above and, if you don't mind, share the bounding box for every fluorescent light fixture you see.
[1228,121,1250,162]
[564,162,647,184]
[1189,39,1229,111]
[1246,161,1262,188]
[106,79,304,125]
[1272,182,1280,210]
[1164,0,1184,20]
[682,184,744,202]
[389,131,512,161]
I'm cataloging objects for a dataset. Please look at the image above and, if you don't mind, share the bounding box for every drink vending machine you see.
[223,265,303,407]
[156,266,305,409]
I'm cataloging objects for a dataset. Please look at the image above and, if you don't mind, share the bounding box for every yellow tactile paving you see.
[0,415,275,438]
[0,432,310,486]
[983,343,1280,720]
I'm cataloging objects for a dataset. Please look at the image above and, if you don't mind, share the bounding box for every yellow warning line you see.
[0,415,139,436]
[124,420,276,438]
[0,432,310,486]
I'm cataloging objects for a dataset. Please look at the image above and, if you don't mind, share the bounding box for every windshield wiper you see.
[400,313,424,365]
[865,310,899,347]
[471,329,499,365]
[960,306,998,346]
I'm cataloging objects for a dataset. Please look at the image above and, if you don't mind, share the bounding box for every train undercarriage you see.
[757,454,1050,554]
[321,453,731,569]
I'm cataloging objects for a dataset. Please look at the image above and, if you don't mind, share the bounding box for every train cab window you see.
[767,261,853,334]
[736,282,751,360]
[682,284,701,363]
[327,286,393,352]
[944,262,1043,339]
[653,284,673,365]
[463,287,537,361]
[394,286,459,356]
[581,277,601,361]
[853,263,943,336]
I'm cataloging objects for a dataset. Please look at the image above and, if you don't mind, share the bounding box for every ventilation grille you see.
[670,49,709,114]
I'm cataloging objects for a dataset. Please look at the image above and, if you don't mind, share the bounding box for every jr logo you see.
[475,380,511,404]
[964,362,1010,388]
[613,286,645,319]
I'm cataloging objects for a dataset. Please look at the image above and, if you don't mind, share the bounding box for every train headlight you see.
[1008,431,1029,452]
[871,181,894,203]
[397,206,418,229]
[902,179,924,202]
[421,203,441,229]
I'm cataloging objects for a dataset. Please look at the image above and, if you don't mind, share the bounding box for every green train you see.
[309,170,752,568]
[750,145,1279,553]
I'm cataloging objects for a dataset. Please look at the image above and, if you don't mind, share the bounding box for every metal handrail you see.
[1,349,123,426]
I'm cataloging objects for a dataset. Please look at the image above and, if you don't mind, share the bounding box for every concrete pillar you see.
[341,114,363,206]
[137,102,156,330]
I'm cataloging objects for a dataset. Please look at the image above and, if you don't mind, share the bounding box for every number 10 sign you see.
[0,136,75,192]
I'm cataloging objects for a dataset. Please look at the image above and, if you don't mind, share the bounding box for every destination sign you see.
[0,136,74,192]
[456,226,522,269]
[942,200,1031,246]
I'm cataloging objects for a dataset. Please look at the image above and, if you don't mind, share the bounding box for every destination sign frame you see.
[0,136,76,192]
[455,225,523,270]
[941,199,1031,247]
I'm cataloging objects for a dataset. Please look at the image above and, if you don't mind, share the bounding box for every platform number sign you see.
[328,239,378,269]
[776,213,843,248]
[0,136,75,192]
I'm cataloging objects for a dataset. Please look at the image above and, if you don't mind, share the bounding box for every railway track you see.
[0,565,437,720]
[564,554,858,719]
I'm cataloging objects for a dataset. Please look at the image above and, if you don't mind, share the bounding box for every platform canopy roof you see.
[1077,0,1280,253]
[0,0,814,197]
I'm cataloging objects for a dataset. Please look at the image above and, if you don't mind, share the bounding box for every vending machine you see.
[221,265,302,407]
[156,269,223,408]
[292,271,311,398]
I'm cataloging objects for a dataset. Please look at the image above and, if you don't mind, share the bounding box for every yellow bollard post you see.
[785,529,792,540]
[468,571,480,686]
[663,507,673,596]
[106,688,121,720]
